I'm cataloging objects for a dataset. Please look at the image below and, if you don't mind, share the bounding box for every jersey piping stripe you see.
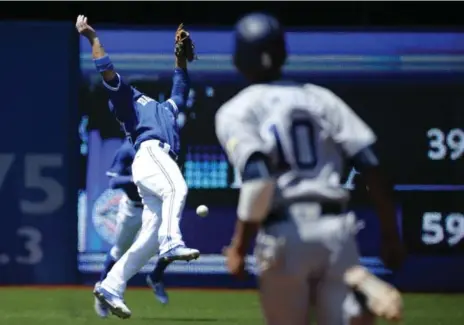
[167,98,179,114]
[147,146,175,253]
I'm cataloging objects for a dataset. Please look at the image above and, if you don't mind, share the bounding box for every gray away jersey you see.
[215,82,377,205]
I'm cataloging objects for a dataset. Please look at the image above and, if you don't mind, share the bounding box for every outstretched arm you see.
[176,56,187,70]
[76,15,135,123]
[75,15,116,83]
[167,57,190,113]
[351,149,405,270]
[165,24,196,113]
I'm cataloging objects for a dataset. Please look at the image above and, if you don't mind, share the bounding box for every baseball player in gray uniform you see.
[216,13,405,325]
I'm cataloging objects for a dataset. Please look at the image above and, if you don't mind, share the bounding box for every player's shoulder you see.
[216,84,265,119]
[302,83,355,120]
[302,83,343,105]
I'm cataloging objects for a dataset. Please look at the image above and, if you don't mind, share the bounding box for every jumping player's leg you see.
[146,258,172,304]
[96,195,162,318]
[100,196,161,294]
[149,258,171,282]
[94,195,142,318]
[134,142,199,260]
[96,195,173,290]
[99,195,142,282]
[142,149,185,254]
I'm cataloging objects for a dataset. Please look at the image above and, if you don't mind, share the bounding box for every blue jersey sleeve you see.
[165,68,190,114]
[102,73,138,123]
[107,140,136,177]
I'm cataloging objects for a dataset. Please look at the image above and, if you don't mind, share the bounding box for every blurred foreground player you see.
[76,15,200,319]
[94,140,173,318]
[216,13,405,325]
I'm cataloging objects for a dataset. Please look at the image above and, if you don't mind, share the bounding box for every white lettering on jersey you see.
[136,95,154,106]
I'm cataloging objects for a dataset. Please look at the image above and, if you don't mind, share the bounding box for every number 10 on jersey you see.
[270,119,317,170]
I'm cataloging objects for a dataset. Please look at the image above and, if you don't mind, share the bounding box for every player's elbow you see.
[172,69,191,101]
[94,55,118,85]
[364,167,394,197]
[237,153,274,222]
[241,152,271,181]
[102,70,117,83]
[237,179,275,222]
[102,73,121,91]
[163,178,188,201]
[168,95,186,112]
[349,146,379,171]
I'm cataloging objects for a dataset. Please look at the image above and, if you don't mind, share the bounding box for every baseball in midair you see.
[196,205,209,217]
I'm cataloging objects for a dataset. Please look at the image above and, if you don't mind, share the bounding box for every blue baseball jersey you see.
[106,139,141,202]
[103,68,190,155]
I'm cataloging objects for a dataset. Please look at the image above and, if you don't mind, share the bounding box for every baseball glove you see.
[175,23,196,62]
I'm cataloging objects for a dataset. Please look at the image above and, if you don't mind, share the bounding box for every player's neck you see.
[249,70,282,84]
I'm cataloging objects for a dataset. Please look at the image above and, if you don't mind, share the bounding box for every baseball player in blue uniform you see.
[77,15,200,319]
[94,139,173,318]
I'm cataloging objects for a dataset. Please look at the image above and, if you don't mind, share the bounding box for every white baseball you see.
[196,205,209,217]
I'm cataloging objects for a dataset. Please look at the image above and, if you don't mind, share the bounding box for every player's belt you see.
[138,139,178,161]
[157,141,178,161]
[264,202,345,226]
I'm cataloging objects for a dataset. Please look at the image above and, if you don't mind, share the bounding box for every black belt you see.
[263,202,345,226]
[135,140,178,161]
[157,141,178,161]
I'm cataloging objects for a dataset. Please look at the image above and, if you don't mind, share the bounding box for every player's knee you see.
[163,181,188,201]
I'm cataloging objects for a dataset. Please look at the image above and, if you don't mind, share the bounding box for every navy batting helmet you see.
[233,13,287,79]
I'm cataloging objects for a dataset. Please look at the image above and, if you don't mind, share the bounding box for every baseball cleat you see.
[344,266,403,322]
[93,285,131,319]
[93,282,110,318]
[159,246,200,262]
[146,275,169,305]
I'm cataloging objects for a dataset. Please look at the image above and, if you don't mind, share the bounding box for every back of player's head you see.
[233,13,287,82]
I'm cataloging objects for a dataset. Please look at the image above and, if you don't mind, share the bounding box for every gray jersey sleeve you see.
[215,99,268,173]
[323,88,377,157]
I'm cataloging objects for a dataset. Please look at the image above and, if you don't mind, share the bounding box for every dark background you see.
[1,2,462,29]
[85,77,464,187]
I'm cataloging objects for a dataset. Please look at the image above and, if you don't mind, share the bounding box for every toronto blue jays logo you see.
[92,189,124,245]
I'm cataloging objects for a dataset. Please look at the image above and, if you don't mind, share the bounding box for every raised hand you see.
[174,23,196,67]
[76,15,96,41]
